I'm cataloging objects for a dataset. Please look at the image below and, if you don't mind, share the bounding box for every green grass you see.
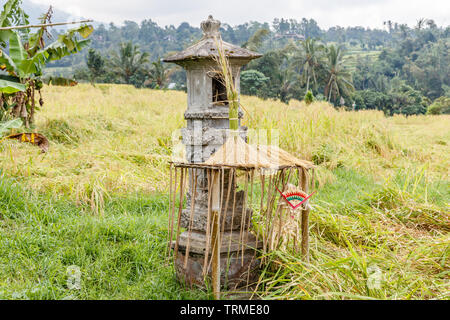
[254,167,449,300]
[1,166,447,299]
[0,175,207,299]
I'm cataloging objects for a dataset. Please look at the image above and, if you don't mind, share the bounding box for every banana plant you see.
[0,0,27,94]
[0,0,93,127]
[0,26,93,78]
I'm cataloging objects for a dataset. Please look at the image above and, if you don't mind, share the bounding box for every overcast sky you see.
[30,0,450,29]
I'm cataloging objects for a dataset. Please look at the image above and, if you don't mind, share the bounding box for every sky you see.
[29,0,450,29]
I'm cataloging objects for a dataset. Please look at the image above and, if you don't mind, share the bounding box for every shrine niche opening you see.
[212,76,228,106]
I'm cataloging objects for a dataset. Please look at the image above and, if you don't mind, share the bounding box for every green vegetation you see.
[0,0,93,130]
[323,45,354,102]
[240,70,269,96]
[86,49,105,85]
[258,167,449,299]
[43,15,449,116]
[108,42,150,86]
[244,20,449,115]
[304,90,314,105]
[427,96,450,115]
[0,176,207,299]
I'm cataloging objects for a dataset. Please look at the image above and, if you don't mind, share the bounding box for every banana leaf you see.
[2,25,92,78]
[0,0,29,45]
[0,76,25,93]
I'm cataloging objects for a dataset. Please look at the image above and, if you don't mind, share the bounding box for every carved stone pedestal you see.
[174,231,262,290]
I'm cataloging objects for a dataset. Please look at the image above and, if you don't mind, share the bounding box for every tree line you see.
[65,17,449,115]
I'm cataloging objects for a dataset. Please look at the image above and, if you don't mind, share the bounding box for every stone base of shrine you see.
[173,230,262,290]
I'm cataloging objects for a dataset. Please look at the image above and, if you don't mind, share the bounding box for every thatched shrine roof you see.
[173,136,314,170]
[256,144,314,169]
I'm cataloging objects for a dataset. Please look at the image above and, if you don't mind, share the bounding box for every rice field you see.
[0,84,448,299]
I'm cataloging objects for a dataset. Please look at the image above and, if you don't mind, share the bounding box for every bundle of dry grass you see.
[203,135,276,168]
[202,135,314,171]
[210,37,240,131]
[256,144,314,169]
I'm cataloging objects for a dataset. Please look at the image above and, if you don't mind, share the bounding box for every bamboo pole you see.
[301,168,310,262]
[203,169,213,275]
[166,165,174,257]
[0,20,93,30]
[256,171,264,248]
[221,169,233,235]
[173,168,185,262]
[184,169,197,268]
[262,173,273,256]
[167,167,178,257]
[239,170,249,265]
[245,170,254,246]
[227,169,237,255]
[210,170,221,300]
[267,170,285,252]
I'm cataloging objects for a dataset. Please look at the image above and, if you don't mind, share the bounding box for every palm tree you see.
[291,38,324,93]
[323,45,354,103]
[86,49,105,86]
[147,59,172,88]
[278,68,298,104]
[109,42,150,84]
[383,20,393,34]
[426,19,437,29]
[398,24,409,40]
[244,28,270,51]
[415,18,427,31]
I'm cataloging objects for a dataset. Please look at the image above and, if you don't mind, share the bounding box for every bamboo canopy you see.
[169,137,316,294]
[256,144,315,169]
[204,136,276,169]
